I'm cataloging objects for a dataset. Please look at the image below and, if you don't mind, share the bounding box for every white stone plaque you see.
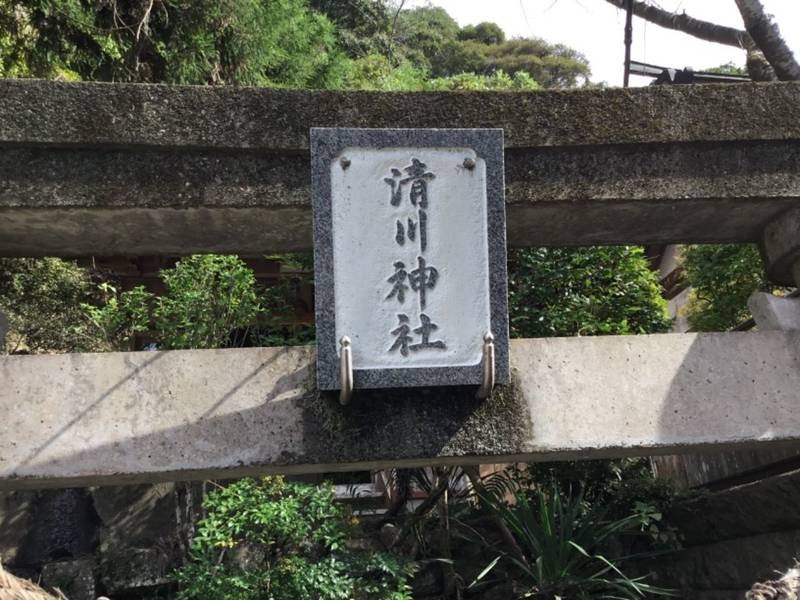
[312,129,508,391]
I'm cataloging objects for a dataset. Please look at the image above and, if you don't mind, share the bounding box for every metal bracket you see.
[476,332,495,399]
[339,336,353,405]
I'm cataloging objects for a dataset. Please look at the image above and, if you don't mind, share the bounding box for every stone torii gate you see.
[0,79,799,490]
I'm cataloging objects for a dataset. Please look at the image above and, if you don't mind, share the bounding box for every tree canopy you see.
[0,0,592,88]
[0,0,352,86]
[392,5,589,86]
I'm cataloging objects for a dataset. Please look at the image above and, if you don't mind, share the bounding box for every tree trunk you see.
[735,0,800,81]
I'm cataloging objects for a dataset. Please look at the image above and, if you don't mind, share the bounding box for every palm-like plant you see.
[472,481,677,600]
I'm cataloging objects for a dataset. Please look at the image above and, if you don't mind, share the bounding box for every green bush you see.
[154,255,262,350]
[0,257,92,353]
[681,244,774,331]
[175,477,415,600]
[81,282,153,351]
[508,247,671,337]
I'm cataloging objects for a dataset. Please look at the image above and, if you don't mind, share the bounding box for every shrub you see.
[154,255,262,350]
[175,477,415,600]
[681,244,774,331]
[508,247,671,337]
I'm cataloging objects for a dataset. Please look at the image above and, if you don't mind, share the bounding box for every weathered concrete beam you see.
[3,80,800,150]
[2,80,800,256]
[1,331,798,490]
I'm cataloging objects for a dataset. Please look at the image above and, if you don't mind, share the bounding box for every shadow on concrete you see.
[16,352,167,470]
[3,345,529,489]
[658,330,800,455]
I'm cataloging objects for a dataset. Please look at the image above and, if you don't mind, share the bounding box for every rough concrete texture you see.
[2,82,800,257]
[0,331,799,489]
[2,142,800,256]
[3,79,800,150]
[748,291,800,330]
[762,207,800,285]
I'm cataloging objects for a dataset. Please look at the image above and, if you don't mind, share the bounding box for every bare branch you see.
[735,0,800,81]
[602,0,778,81]
[603,0,751,48]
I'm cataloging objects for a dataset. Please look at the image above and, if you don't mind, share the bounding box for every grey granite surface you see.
[311,128,509,391]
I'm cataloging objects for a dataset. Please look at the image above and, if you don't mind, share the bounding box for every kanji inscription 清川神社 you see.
[311,128,509,391]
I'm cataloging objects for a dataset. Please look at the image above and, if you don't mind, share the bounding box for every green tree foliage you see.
[458,22,505,46]
[705,61,748,75]
[681,244,773,332]
[425,69,539,91]
[0,258,91,353]
[175,477,415,600]
[338,53,427,91]
[310,0,393,58]
[392,5,460,74]
[340,58,541,92]
[508,247,671,338]
[391,6,589,86]
[0,0,350,86]
[81,282,153,351]
[484,38,590,88]
[154,255,262,350]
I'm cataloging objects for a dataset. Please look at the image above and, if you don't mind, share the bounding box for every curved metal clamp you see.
[476,332,495,399]
[339,336,354,405]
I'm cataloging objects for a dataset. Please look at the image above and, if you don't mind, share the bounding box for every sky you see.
[403,0,800,87]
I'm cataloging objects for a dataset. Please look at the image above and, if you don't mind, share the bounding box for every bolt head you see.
[340,156,351,169]
[463,157,476,170]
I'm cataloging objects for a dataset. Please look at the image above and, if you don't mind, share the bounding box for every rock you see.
[99,546,173,594]
[380,523,401,548]
[472,581,514,600]
[411,563,443,597]
[91,483,178,548]
[0,490,36,565]
[93,483,184,595]
[40,558,95,600]
[15,489,98,567]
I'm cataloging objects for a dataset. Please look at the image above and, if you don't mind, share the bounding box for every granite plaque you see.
[311,128,509,391]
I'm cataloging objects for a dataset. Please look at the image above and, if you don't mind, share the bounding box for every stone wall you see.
[0,484,187,599]
[650,468,800,599]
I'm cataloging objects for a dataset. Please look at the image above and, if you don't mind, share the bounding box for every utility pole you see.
[623,0,633,87]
